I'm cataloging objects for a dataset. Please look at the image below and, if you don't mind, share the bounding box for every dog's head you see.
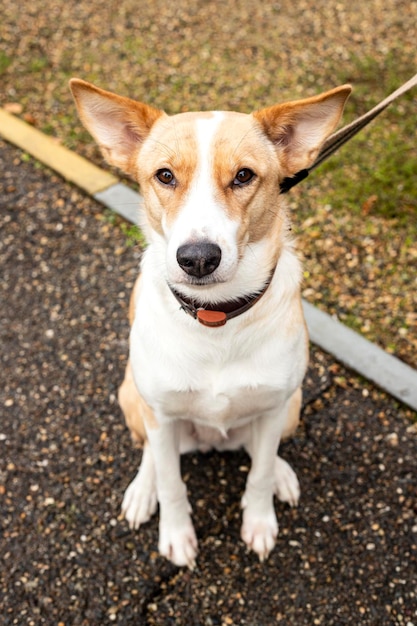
[70,79,350,302]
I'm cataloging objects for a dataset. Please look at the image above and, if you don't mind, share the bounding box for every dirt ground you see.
[1,139,416,625]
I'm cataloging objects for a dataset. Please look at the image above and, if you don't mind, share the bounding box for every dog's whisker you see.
[145,136,177,161]
[230,125,265,161]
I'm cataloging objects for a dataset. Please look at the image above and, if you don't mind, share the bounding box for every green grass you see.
[317,131,417,221]
[316,52,417,223]
[121,222,146,247]
[102,209,146,248]
[0,51,12,75]
[305,63,417,223]
[29,56,49,73]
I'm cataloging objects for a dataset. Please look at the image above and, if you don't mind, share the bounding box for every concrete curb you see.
[0,109,118,195]
[1,110,416,411]
[94,183,144,223]
[303,301,417,410]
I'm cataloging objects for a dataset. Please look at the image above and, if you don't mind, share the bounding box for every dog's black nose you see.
[176,242,222,278]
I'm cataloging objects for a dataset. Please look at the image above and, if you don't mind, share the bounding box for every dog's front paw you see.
[273,456,300,507]
[121,469,158,530]
[159,518,198,569]
[241,507,278,562]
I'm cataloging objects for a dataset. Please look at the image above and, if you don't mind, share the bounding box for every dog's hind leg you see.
[272,455,300,508]
[281,386,302,440]
[272,386,302,507]
[118,359,148,444]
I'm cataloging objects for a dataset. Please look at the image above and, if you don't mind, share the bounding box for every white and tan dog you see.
[70,79,351,568]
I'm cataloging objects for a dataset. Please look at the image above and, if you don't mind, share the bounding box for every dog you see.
[70,78,351,568]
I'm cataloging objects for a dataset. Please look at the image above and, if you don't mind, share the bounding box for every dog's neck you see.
[167,267,276,327]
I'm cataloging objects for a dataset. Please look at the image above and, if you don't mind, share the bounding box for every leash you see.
[279,72,417,194]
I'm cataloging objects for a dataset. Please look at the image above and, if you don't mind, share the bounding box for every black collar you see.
[168,269,275,327]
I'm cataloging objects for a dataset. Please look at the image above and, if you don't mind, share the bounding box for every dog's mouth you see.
[179,275,225,287]
[169,282,246,308]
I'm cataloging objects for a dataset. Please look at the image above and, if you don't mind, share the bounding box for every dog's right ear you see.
[69,79,164,175]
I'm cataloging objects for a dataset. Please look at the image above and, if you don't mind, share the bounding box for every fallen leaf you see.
[23,113,37,125]
[4,102,23,114]
[362,194,378,215]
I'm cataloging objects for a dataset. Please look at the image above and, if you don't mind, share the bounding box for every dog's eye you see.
[156,169,175,186]
[233,168,255,187]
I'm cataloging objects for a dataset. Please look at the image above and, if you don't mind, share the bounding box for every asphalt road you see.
[1,139,416,625]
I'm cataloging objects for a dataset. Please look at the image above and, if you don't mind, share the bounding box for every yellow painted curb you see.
[0,109,118,195]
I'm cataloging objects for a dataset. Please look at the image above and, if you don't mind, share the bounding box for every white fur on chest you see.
[130,328,297,432]
[158,384,282,434]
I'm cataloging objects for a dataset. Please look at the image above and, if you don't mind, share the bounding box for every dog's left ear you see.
[253,85,352,176]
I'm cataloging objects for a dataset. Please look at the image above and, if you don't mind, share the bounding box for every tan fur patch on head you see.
[135,112,209,232]
[209,113,287,246]
[136,108,289,248]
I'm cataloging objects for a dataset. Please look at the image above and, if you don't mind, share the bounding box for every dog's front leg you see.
[241,401,299,561]
[146,420,198,569]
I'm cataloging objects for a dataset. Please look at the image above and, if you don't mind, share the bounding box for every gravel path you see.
[1,139,416,625]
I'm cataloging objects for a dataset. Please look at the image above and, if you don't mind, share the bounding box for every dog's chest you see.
[160,379,281,430]
[133,328,299,430]
[131,285,307,431]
